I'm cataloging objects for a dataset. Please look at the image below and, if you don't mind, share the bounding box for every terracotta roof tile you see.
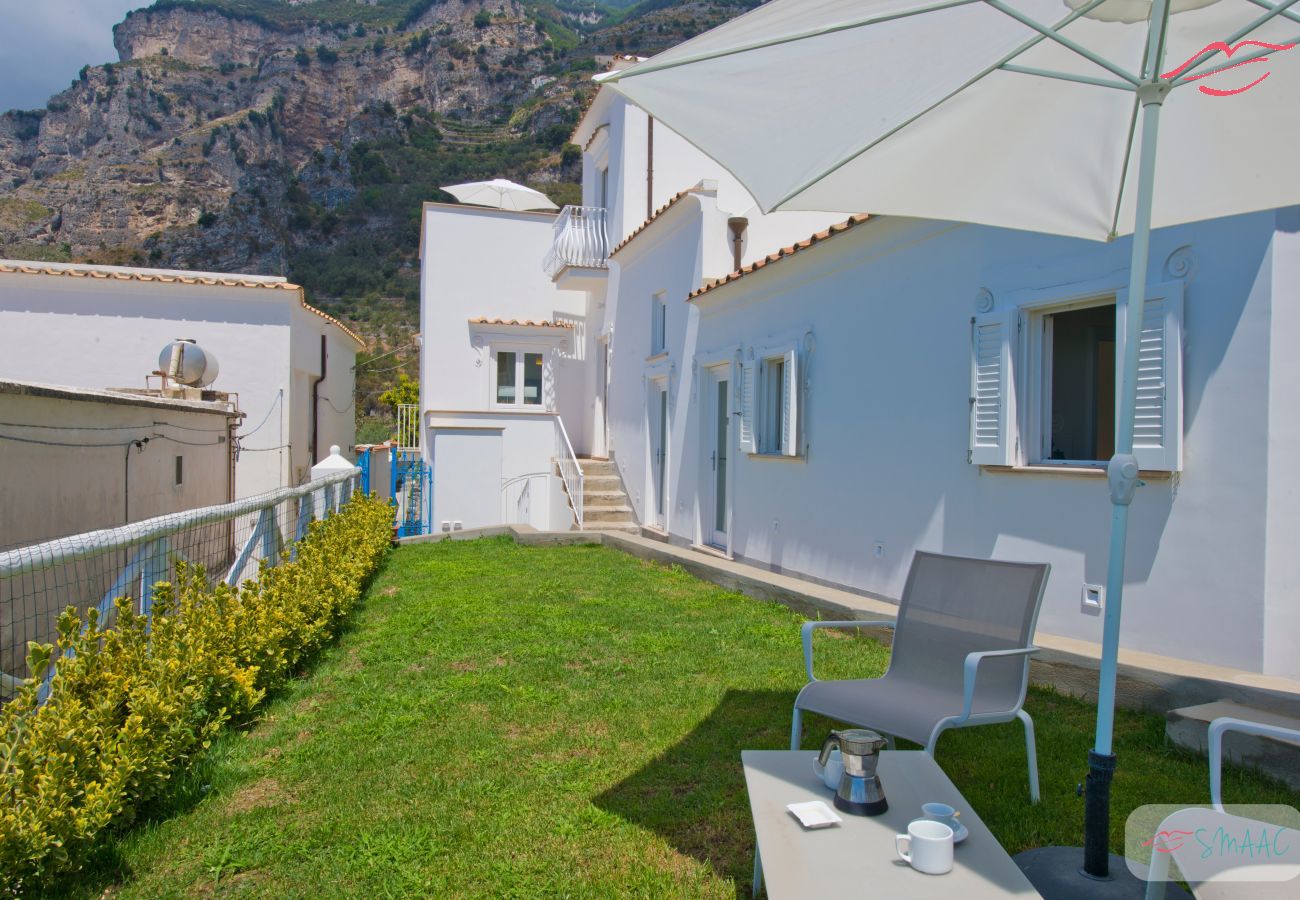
[0,260,365,346]
[610,188,704,257]
[688,214,872,302]
[468,317,574,329]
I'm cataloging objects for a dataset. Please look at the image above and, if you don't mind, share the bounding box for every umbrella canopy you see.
[440,178,558,211]
[605,0,1300,885]
[603,0,1300,240]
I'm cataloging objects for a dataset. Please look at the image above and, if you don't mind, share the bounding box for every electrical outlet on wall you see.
[441,521,451,532]
[1082,584,1104,615]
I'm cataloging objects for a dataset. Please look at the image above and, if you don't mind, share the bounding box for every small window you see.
[759,357,785,455]
[523,352,542,406]
[650,293,666,355]
[494,349,546,407]
[174,455,183,486]
[744,345,800,457]
[1038,303,1115,464]
[496,351,516,404]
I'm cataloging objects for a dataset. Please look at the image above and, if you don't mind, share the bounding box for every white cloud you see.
[0,1,146,111]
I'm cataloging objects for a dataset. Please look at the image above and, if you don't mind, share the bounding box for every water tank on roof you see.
[159,338,220,388]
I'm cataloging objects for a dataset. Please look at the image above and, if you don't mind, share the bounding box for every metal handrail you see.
[554,416,584,530]
[542,205,610,278]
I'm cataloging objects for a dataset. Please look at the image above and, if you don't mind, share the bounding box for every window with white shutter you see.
[754,343,802,457]
[738,360,756,453]
[969,311,1013,466]
[1116,284,1184,472]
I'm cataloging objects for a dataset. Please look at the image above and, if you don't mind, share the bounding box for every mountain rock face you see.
[0,0,753,425]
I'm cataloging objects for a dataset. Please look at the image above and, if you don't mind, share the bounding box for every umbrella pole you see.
[1082,73,1170,879]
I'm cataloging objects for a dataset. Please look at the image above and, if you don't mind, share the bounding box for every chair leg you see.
[1018,708,1041,804]
[752,845,764,897]
[789,706,803,751]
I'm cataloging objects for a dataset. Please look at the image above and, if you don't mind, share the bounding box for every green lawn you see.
[70,537,1296,897]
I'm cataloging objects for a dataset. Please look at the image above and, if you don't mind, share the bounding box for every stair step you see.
[581,522,640,534]
[584,506,635,523]
[1166,700,1300,791]
[583,476,624,492]
[582,491,627,506]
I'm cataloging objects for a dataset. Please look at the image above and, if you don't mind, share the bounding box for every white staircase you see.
[570,458,637,533]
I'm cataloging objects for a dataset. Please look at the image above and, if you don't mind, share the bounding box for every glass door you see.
[711,377,729,547]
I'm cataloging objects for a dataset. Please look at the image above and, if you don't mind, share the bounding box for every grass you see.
[69,537,1297,897]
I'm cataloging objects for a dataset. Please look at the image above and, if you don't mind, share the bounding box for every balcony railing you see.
[543,205,609,278]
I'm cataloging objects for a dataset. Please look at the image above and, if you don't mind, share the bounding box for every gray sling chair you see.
[791,551,1051,803]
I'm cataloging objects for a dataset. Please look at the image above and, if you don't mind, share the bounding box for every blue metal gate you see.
[391,448,432,537]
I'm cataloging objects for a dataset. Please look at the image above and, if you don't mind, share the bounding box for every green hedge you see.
[0,493,393,893]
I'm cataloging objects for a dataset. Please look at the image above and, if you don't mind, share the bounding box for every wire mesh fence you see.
[0,469,363,701]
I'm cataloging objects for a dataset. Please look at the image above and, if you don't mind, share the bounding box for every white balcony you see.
[543,206,609,288]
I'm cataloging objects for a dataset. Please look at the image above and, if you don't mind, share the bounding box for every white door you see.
[649,381,668,529]
[709,371,730,547]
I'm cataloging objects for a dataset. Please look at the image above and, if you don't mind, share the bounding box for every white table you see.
[742,750,1040,898]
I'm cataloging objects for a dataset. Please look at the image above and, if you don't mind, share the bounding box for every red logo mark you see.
[1162,40,1296,96]
[1143,829,1196,853]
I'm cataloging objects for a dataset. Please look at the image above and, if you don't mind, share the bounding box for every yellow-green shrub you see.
[0,492,393,893]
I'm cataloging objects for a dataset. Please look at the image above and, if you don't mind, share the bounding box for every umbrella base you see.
[1013,846,1191,899]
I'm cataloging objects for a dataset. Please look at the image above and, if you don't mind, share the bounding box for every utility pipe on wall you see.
[310,334,327,466]
[727,217,748,271]
[646,115,654,219]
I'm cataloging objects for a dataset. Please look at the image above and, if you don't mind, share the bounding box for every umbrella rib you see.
[1245,0,1300,25]
[999,64,1135,91]
[1108,96,1142,240]
[982,0,1141,85]
[1174,30,1300,83]
[770,0,1116,210]
[605,0,983,81]
[1169,0,1300,82]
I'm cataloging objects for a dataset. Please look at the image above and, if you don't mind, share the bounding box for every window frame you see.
[1023,293,1117,468]
[650,291,667,357]
[489,343,548,410]
[752,340,802,459]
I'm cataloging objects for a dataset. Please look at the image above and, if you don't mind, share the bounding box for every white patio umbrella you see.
[603,0,1300,890]
[439,178,558,211]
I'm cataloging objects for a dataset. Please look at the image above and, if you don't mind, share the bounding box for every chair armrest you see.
[1209,716,1300,811]
[957,646,1039,723]
[801,619,895,682]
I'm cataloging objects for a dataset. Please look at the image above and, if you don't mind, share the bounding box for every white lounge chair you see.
[1145,716,1300,899]
[791,551,1050,802]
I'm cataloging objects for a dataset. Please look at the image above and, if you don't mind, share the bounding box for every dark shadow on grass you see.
[593,688,799,898]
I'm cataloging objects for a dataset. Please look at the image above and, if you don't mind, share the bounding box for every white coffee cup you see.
[812,748,844,790]
[895,819,955,875]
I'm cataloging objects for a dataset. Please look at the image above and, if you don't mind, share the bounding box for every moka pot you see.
[819,728,889,816]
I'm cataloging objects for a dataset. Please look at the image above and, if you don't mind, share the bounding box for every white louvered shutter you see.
[739,360,756,453]
[781,347,799,456]
[969,311,1013,466]
[1118,285,1184,472]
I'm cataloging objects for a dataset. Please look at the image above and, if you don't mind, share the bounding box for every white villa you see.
[0,261,362,498]
[417,61,1299,682]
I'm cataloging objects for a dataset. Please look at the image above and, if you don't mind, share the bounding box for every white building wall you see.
[0,268,357,499]
[0,386,233,549]
[658,210,1285,676]
[419,203,590,530]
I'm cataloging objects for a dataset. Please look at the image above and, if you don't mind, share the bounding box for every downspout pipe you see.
[727,217,748,271]
[310,334,326,465]
[646,115,654,219]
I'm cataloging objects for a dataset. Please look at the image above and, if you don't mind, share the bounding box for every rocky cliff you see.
[0,0,753,429]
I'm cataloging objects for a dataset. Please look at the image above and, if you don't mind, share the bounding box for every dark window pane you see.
[497,351,516,404]
[524,353,543,405]
[1049,304,1115,462]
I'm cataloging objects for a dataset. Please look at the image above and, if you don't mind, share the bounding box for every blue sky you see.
[0,1,145,112]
